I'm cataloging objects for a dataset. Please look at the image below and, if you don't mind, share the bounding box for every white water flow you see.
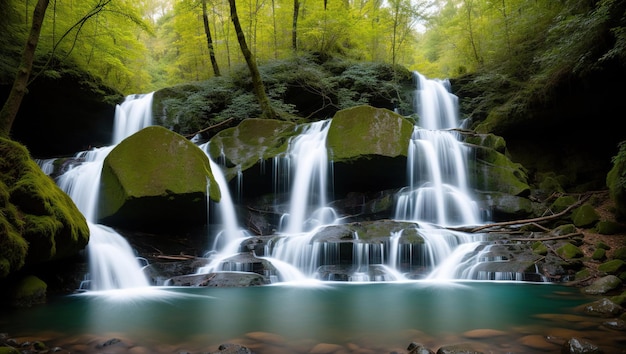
[396,72,485,280]
[256,120,341,280]
[196,145,250,274]
[280,119,337,234]
[55,93,155,290]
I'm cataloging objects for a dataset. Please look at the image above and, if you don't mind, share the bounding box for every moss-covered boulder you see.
[327,105,413,161]
[467,144,530,196]
[10,275,47,307]
[98,126,219,231]
[571,203,600,228]
[0,138,89,278]
[207,118,296,180]
[326,105,414,196]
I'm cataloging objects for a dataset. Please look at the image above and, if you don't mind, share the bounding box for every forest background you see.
[3,0,619,97]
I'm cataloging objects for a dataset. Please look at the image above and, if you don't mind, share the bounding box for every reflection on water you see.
[1,281,612,353]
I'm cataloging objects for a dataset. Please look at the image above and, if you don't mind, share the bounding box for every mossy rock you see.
[467,145,530,196]
[553,224,577,236]
[98,126,219,231]
[571,203,600,228]
[0,138,89,278]
[614,247,626,260]
[532,242,549,256]
[592,248,607,261]
[550,195,577,213]
[556,242,584,259]
[598,259,626,275]
[463,132,506,153]
[595,220,625,235]
[11,275,47,307]
[326,105,413,162]
[207,118,296,180]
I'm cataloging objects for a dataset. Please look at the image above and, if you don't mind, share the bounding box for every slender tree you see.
[292,0,300,50]
[228,0,278,119]
[202,0,221,76]
[0,0,50,137]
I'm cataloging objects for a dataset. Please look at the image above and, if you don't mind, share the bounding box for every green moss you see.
[327,105,413,162]
[598,259,626,275]
[11,275,47,307]
[99,126,220,225]
[549,195,577,213]
[468,145,530,196]
[531,242,548,256]
[0,138,89,277]
[556,242,583,259]
[208,118,296,180]
[571,203,600,228]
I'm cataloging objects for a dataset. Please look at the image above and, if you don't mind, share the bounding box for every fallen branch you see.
[155,254,196,261]
[510,232,584,242]
[450,193,591,233]
[184,117,235,138]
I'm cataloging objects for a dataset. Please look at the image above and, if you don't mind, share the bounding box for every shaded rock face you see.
[98,126,220,232]
[3,70,122,158]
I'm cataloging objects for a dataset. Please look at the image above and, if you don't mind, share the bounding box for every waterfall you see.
[52,93,155,290]
[196,144,250,274]
[279,120,337,234]
[393,72,486,280]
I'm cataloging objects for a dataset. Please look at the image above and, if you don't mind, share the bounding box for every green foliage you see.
[153,55,415,136]
[610,141,626,189]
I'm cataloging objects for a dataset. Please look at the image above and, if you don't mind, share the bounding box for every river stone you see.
[327,105,413,161]
[582,275,622,295]
[561,337,602,354]
[578,297,624,317]
[98,126,220,231]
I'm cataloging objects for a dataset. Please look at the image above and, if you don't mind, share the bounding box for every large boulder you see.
[327,105,413,161]
[207,118,296,180]
[327,105,414,196]
[0,138,89,278]
[98,126,220,231]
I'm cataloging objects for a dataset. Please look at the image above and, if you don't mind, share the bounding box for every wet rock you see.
[142,258,209,285]
[602,318,626,330]
[435,343,485,354]
[209,343,253,354]
[561,337,603,354]
[578,297,624,317]
[168,271,270,287]
[582,275,623,295]
[407,341,435,354]
[519,334,560,351]
[310,342,346,353]
[462,329,508,339]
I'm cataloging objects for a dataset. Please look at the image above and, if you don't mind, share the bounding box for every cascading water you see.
[279,120,337,234]
[391,72,488,280]
[48,93,155,290]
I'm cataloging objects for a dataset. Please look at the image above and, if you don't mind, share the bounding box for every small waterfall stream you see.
[44,94,155,290]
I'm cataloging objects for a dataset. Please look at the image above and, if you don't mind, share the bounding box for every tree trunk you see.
[228,0,278,119]
[292,0,300,50]
[202,0,220,77]
[0,0,50,138]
